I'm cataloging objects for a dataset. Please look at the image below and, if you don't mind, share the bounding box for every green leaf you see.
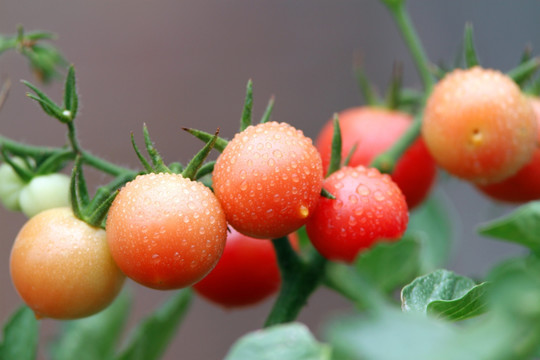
[22,80,67,122]
[50,290,131,360]
[240,79,253,131]
[406,194,452,272]
[463,23,479,68]
[116,289,192,360]
[225,323,331,360]
[355,237,420,294]
[478,201,540,252]
[326,308,454,360]
[401,269,489,321]
[63,65,78,119]
[142,124,169,173]
[182,129,219,180]
[0,306,39,360]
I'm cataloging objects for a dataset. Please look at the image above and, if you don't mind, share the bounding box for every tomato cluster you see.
[9,63,538,319]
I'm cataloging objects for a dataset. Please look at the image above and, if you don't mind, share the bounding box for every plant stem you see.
[382,0,434,93]
[264,238,326,327]
[370,112,422,173]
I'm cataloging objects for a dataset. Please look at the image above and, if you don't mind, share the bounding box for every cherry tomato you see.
[193,228,298,308]
[0,158,28,211]
[10,207,125,319]
[422,66,537,184]
[212,121,323,239]
[106,173,228,290]
[476,97,540,202]
[19,173,70,218]
[306,166,408,263]
[316,107,436,209]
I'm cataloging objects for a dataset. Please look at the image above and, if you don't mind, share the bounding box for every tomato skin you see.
[213,122,323,239]
[193,228,285,308]
[306,166,408,263]
[19,173,71,218]
[476,98,540,202]
[422,66,537,184]
[10,207,125,319]
[106,173,228,290]
[316,107,436,209]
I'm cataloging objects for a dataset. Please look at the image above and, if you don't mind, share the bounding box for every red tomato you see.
[106,173,228,290]
[422,66,537,184]
[316,107,436,209]
[306,166,408,263]
[476,97,540,202]
[213,122,323,239]
[10,207,125,319]
[193,228,298,308]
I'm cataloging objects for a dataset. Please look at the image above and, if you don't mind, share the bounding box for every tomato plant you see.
[193,229,297,308]
[422,66,537,184]
[106,172,228,290]
[306,166,408,263]
[212,121,323,239]
[10,207,125,319]
[316,107,436,209]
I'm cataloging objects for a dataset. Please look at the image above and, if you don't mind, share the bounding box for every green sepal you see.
[354,57,380,106]
[321,188,335,200]
[182,127,228,153]
[508,57,540,87]
[326,114,342,178]
[240,79,253,132]
[195,161,215,180]
[385,62,403,110]
[168,162,184,174]
[0,150,34,182]
[34,148,73,175]
[182,129,219,181]
[142,124,170,173]
[260,95,275,124]
[342,143,358,167]
[463,23,480,68]
[130,132,154,173]
[63,65,78,120]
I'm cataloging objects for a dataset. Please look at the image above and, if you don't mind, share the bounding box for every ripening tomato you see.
[213,121,323,239]
[0,158,29,211]
[476,97,540,202]
[10,207,125,319]
[306,166,408,263]
[106,173,228,290]
[193,228,297,308]
[422,66,537,184]
[316,107,436,209]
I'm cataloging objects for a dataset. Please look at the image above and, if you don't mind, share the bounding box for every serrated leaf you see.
[402,269,488,321]
[326,308,454,360]
[478,201,540,251]
[225,323,331,360]
[50,290,131,360]
[0,306,38,360]
[355,237,421,294]
[116,289,192,360]
[406,194,452,272]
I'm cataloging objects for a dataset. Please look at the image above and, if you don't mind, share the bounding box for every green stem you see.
[370,112,422,173]
[382,0,434,93]
[264,238,326,327]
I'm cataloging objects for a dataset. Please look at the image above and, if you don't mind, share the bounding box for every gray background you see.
[1,1,540,359]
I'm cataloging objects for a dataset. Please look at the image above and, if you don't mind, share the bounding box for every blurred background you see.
[1,0,540,358]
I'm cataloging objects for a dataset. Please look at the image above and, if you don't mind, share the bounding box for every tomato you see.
[212,121,323,239]
[316,107,436,209]
[193,228,298,308]
[476,97,540,202]
[306,166,408,263]
[0,158,28,211]
[10,207,125,319]
[19,173,71,218]
[422,66,537,184]
[106,173,228,290]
